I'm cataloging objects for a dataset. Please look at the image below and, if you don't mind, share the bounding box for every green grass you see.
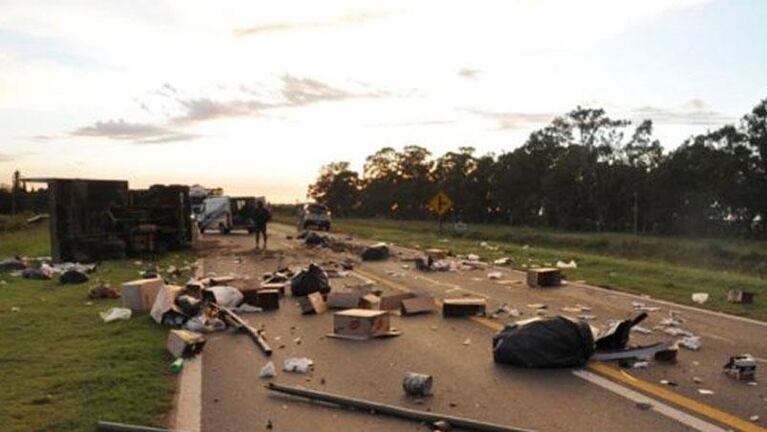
[0,225,195,432]
[328,218,767,321]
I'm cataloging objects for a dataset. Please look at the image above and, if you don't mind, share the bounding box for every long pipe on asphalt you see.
[267,382,536,432]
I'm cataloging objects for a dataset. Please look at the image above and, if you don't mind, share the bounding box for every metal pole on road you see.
[267,382,536,432]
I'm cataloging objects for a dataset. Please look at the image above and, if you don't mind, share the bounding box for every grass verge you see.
[329,218,767,321]
[0,225,194,432]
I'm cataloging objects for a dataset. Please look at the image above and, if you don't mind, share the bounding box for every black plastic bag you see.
[493,316,595,368]
[290,263,331,297]
[361,243,389,261]
[60,269,89,284]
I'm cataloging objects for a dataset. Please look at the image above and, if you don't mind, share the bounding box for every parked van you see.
[198,196,265,234]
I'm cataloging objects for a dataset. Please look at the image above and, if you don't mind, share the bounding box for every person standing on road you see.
[251,200,271,250]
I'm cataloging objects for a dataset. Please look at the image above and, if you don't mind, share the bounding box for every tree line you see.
[308,98,767,239]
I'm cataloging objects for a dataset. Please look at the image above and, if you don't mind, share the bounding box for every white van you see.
[198,196,265,234]
[298,203,331,231]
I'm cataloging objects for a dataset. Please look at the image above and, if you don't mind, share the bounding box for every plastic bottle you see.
[170,358,184,374]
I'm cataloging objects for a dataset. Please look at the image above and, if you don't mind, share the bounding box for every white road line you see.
[173,355,202,432]
[573,370,727,432]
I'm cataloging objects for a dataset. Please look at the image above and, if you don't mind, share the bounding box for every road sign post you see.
[427,191,453,233]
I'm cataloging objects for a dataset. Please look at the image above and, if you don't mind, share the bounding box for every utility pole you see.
[11,169,20,215]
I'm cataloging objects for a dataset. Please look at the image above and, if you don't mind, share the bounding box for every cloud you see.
[0,152,12,162]
[169,74,385,122]
[631,99,735,126]
[233,11,395,37]
[466,108,555,130]
[71,119,199,144]
[458,68,481,79]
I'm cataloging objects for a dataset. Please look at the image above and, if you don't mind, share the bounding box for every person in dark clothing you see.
[251,201,271,250]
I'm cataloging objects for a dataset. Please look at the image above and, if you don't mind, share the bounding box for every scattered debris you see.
[751,415,760,423]
[728,289,755,304]
[493,257,512,266]
[290,263,331,297]
[283,357,313,374]
[678,336,701,351]
[697,389,714,395]
[487,271,503,280]
[526,268,561,287]
[691,293,709,304]
[403,372,433,397]
[88,280,119,299]
[592,342,673,362]
[660,380,677,387]
[121,277,163,311]
[723,354,757,381]
[442,298,486,317]
[493,316,594,368]
[361,243,390,261]
[630,326,652,335]
[259,361,277,379]
[99,307,132,323]
[635,402,653,411]
[166,329,206,358]
[400,296,435,316]
[595,313,648,351]
[267,382,527,432]
[298,292,327,315]
[327,292,362,309]
[328,309,401,340]
[556,260,577,269]
[170,358,184,374]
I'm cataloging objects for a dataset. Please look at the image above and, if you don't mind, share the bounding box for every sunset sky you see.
[1,0,766,202]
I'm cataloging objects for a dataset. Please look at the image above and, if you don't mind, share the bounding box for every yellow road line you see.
[354,267,767,432]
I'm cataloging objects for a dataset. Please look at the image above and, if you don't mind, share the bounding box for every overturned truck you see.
[25,178,193,262]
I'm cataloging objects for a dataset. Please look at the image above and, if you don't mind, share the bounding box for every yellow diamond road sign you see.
[428,191,453,216]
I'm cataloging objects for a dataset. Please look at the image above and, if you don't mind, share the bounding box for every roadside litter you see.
[723,354,757,381]
[290,263,331,297]
[260,360,277,378]
[328,309,401,340]
[691,293,709,304]
[166,329,206,358]
[284,357,313,373]
[88,280,119,299]
[526,268,561,287]
[493,257,512,266]
[493,316,594,368]
[556,260,577,269]
[442,298,486,317]
[401,296,435,315]
[728,289,755,304]
[403,372,433,397]
[99,307,132,323]
[266,383,533,432]
[361,243,390,261]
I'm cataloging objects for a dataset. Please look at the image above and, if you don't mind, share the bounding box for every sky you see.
[1,0,766,202]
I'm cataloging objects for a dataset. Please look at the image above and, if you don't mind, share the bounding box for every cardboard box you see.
[121,277,164,311]
[256,289,280,311]
[442,298,486,317]
[527,268,561,287]
[166,329,206,358]
[727,289,755,304]
[298,292,327,315]
[327,292,361,309]
[239,287,260,306]
[401,296,435,315]
[259,282,286,296]
[379,292,415,311]
[359,293,381,310]
[329,309,400,340]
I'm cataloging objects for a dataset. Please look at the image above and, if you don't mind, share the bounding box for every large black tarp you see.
[492,316,595,368]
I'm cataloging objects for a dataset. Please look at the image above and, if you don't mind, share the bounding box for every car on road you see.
[298,203,331,231]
